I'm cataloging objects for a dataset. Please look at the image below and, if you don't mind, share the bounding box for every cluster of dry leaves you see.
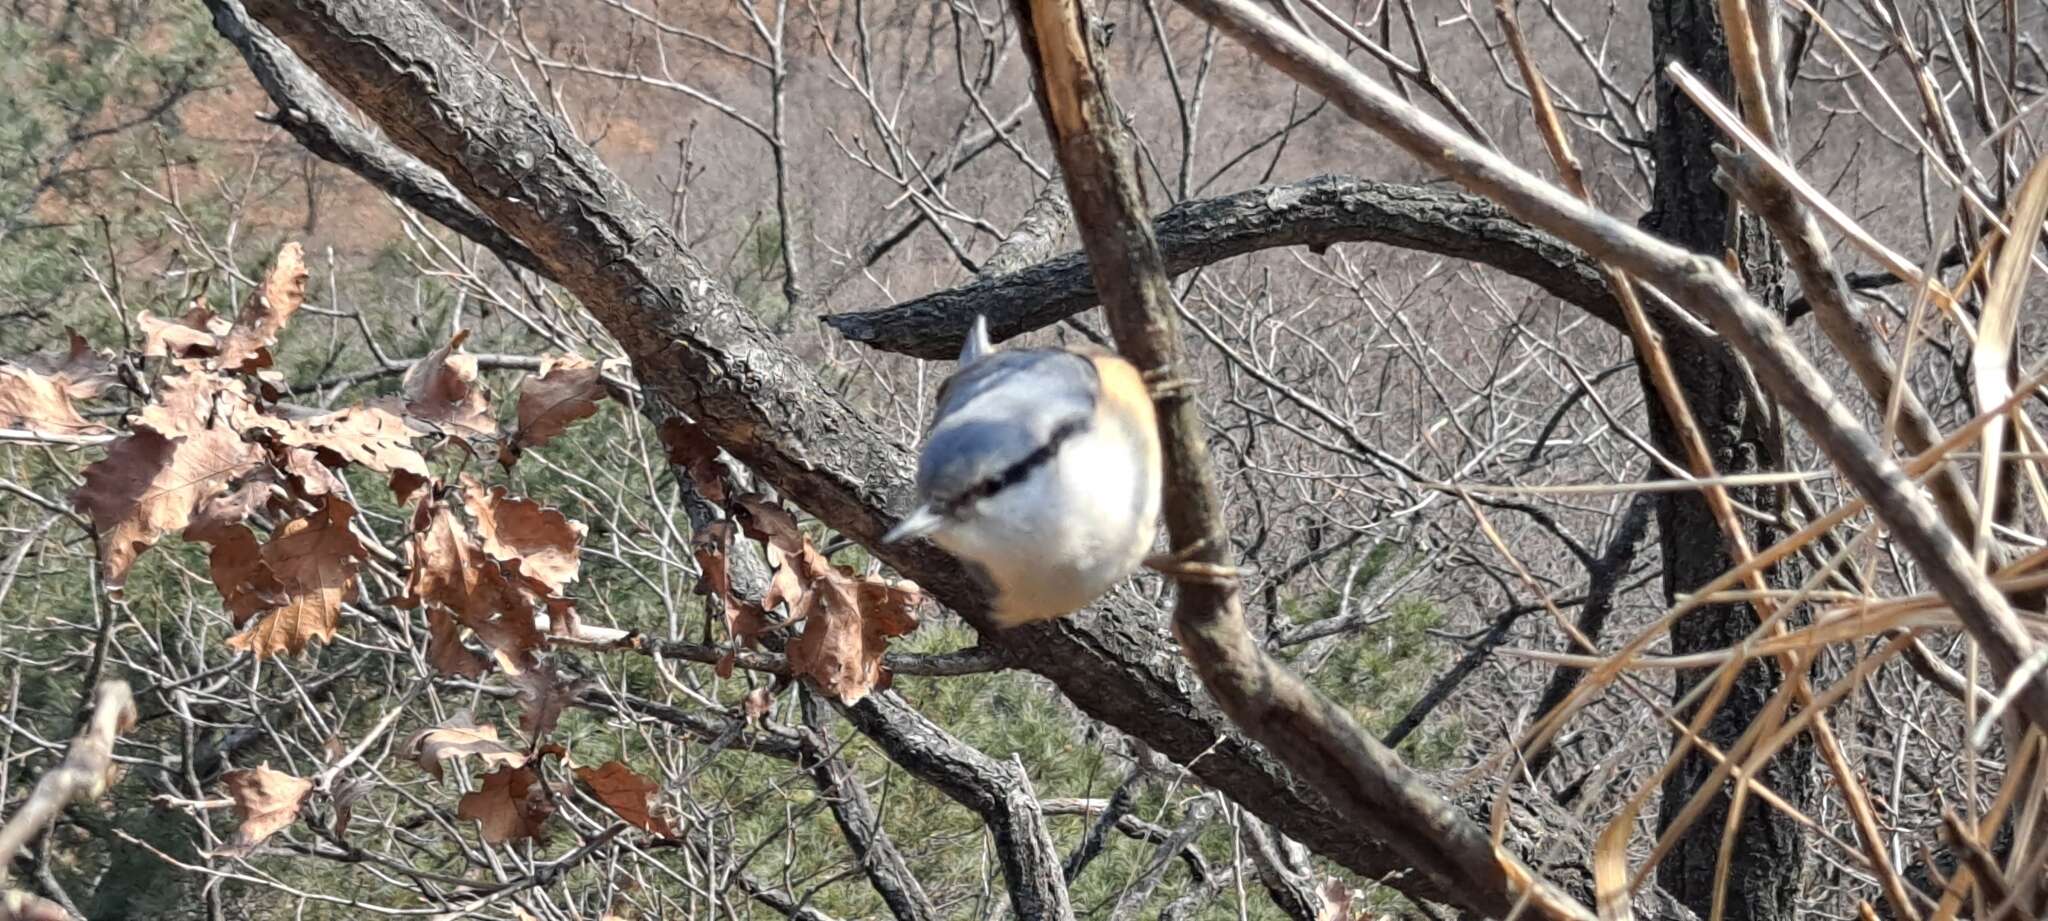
[0,243,921,856]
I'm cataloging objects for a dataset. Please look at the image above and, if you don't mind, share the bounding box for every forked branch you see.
[1168,0,2048,735]
[1006,0,1595,916]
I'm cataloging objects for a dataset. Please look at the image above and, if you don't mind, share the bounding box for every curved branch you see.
[1006,0,1588,916]
[201,0,542,275]
[835,693,1073,919]
[227,0,1567,912]
[825,174,1638,359]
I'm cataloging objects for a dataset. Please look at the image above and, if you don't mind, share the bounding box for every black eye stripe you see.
[935,416,1090,517]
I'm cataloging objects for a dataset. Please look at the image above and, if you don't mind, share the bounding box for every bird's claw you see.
[1144,539,1239,586]
[1142,367,1196,400]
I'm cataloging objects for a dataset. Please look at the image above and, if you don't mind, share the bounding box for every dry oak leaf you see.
[279,445,348,498]
[217,243,309,373]
[184,520,286,627]
[402,498,544,673]
[75,426,264,591]
[396,330,496,439]
[267,406,430,480]
[574,761,674,837]
[132,371,262,439]
[657,417,729,503]
[461,476,585,595]
[227,495,366,658]
[331,777,371,840]
[22,329,117,402]
[511,664,579,739]
[184,471,285,538]
[0,364,103,436]
[690,520,735,602]
[215,764,313,856]
[690,521,772,652]
[788,570,921,704]
[137,303,230,360]
[510,355,608,451]
[406,713,527,780]
[425,606,491,678]
[733,494,807,558]
[458,764,553,844]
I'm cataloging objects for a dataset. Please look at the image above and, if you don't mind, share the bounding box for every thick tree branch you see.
[835,693,1073,919]
[826,174,1638,358]
[227,0,1596,912]
[796,692,938,921]
[1171,0,2048,735]
[200,0,541,275]
[0,682,134,871]
[1006,0,1591,917]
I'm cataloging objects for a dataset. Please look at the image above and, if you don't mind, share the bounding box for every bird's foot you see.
[1144,538,1239,586]
[1142,367,1197,400]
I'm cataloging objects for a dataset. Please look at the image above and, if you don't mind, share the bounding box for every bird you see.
[882,315,1162,628]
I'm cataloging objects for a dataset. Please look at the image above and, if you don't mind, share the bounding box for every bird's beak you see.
[881,504,946,544]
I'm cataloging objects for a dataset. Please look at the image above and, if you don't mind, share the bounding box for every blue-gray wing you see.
[917,349,1098,504]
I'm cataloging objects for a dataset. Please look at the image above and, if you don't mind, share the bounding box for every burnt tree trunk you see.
[1642,2,1812,920]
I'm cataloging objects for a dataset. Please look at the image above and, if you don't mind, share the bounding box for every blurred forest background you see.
[3,0,2047,918]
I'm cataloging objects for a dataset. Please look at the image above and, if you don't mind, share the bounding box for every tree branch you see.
[826,174,1644,358]
[200,0,542,275]
[835,693,1073,919]
[797,691,938,921]
[1170,0,2048,735]
[1006,0,1591,917]
[0,682,135,872]
[226,0,1595,912]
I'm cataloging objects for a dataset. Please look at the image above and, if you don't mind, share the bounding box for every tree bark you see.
[827,174,1642,358]
[1642,4,1811,919]
[227,0,1518,912]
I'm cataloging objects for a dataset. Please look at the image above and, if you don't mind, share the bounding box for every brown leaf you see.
[461,477,585,595]
[511,355,607,451]
[787,569,921,704]
[733,494,806,558]
[183,521,285,627]
[690,521,734,602]
[20,330,115,401]
[657,417,729,503]
[511,665,577,739]
[137,303,229,360]
[403,497,543,672]
[471,614,546,676]
[75,426,264,590]
[132,371,261,439]
[189,471,284,537]
[217,243,310,373]
[0,364,103,436]
[227,495,365,657]
[267,406,430,480]
[426,606,490,678]
[733,495,816,619]
[457,764,552,844]
[574,761,674,837]
[216,764,312,856]
[406,713,527,780]
[397,330,495,439]
[331,777,370,839]
[278,446,347,498]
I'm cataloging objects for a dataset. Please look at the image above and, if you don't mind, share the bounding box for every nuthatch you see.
[883,316,1162,627]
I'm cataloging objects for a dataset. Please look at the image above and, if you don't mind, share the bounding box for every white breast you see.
[931,423,1160,627]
